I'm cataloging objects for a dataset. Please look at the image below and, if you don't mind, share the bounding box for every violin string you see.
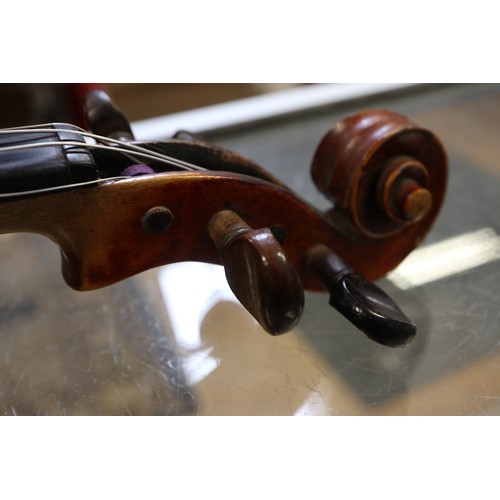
[0,125,208,172]
[0,176,131,199]
[2,122,64,130]
[9,127,170,167]
[0,140,204,172]
[0,127,206,172]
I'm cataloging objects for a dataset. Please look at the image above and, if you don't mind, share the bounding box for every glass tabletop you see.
[1,83,499,415]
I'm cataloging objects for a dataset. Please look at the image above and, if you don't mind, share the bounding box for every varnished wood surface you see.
[1,83,499,415]
[311,109,447,237]
[0,170,442,291]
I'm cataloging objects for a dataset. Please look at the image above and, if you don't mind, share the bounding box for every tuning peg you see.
[208,210,304,335]
[306,244,416,347]
[83,89,135,141]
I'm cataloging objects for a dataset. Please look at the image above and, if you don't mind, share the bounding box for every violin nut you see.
[142,206,174,235]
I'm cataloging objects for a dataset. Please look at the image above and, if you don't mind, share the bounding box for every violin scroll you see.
[311,109,447,238]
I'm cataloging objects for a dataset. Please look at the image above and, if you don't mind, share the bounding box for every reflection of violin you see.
[0,89,447,347]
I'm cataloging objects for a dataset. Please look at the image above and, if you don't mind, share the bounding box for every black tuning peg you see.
[306,244,416,347]
[84,89,135,141]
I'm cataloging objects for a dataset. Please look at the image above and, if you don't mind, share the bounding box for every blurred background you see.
[0,83,302,128]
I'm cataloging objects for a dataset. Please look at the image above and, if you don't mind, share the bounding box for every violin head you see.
[0,90,448,348]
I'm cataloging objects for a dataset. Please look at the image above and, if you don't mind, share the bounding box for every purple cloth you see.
[121,164,155,176]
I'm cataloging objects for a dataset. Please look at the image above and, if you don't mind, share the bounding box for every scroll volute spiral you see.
[311,110,448,239]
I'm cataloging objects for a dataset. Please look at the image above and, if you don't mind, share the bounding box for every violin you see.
[0,89,447,348]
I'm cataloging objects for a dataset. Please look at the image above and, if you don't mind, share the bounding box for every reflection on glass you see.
[155,227,500,415]
[388,228,500,290]
[156,261,363,415]
[158,262,238,386]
